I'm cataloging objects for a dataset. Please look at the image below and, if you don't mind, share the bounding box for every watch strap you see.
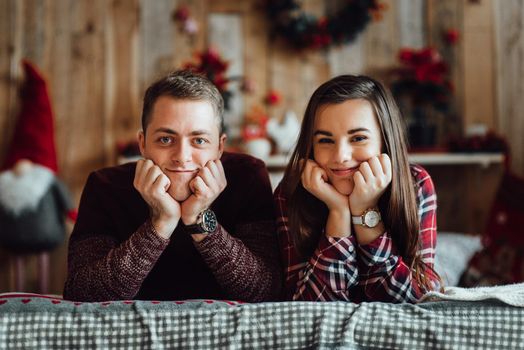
[351,215,364,225]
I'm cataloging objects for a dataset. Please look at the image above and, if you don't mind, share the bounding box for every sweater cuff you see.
[136,219,171,252]
[192,225,231,258]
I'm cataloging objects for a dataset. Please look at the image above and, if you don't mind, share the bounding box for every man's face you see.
[139,96,226,201]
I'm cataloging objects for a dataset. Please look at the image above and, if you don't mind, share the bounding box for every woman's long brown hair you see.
[282,75,440,293]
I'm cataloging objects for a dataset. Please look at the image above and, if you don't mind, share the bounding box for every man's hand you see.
[301,159,349,212]
[134,159,181,239]
[181,160,227,225]
[349,154,392,215]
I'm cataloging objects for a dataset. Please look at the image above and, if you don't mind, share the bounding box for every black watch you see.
[184,209,218,235]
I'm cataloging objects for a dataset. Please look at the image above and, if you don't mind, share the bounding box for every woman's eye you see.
[317,138,334,144]
[351,135,368,142]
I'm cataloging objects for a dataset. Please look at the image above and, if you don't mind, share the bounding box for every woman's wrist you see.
[350,201,378,216]
[325,209,352,238]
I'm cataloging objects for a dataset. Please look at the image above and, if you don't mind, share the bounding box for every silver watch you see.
[184,209,218,235]
[352,208,381,228]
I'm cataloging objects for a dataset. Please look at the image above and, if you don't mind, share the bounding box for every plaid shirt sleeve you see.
[274,185,359,301]
[356,164,439,303]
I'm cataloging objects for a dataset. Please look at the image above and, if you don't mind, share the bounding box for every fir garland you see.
[267,0,385,50]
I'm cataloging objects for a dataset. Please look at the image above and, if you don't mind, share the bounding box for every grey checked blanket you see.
[1,293,523,349]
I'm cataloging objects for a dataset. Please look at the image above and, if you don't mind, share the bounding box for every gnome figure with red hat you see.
[0,60,76,292]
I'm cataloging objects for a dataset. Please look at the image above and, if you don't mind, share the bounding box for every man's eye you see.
[159,136,172,144]
[317,138,334,144]
[194,138,208,145]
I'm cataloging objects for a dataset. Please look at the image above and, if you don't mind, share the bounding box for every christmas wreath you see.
[266,0,385,50]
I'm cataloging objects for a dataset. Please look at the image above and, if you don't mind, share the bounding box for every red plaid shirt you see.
[274,164,439,303]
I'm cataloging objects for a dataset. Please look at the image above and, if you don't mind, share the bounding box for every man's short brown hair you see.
[141,70,225,134]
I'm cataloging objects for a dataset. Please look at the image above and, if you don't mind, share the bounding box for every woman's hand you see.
[349,154,392,215]
[301,159,352,238]
[301,159,349,212]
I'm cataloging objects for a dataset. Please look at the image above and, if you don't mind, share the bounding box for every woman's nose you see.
[333,142,352,163]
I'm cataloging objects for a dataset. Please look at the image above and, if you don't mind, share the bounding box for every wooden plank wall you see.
[493,0,524,176]
[0,0,511,293]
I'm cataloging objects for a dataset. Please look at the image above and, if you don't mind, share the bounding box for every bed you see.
[2,233,522,349]
[1,290,524,349]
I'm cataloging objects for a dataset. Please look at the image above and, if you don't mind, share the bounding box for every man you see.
[64,70,281,302]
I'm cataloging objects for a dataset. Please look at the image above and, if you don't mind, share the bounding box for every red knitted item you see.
[2,60,57,173]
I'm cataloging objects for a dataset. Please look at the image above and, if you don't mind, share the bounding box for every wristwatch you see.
[352,208,381,228]
[184,209,218,235]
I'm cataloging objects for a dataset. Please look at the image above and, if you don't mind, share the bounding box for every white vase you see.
[244,138,271,160]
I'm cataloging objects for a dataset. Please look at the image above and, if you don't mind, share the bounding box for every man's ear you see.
[138,130,146,157]
[218,133,227,158]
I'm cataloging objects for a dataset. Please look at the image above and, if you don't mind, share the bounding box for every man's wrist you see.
[181,214,199,226]
[151,217,178,239]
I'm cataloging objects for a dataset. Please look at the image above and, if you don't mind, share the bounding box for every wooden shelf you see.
[265,152,504,170]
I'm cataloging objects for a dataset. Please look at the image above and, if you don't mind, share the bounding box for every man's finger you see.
[145,165,164,190]
[206,160,220,179]
[216,160,225,180]
[191,176,208,195]
[152,173,171,193]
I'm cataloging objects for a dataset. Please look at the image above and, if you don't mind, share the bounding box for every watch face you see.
[364,210,381,228]
[202,209,218,232]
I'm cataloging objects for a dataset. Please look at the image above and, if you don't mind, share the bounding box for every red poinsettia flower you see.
[399,49,414,64]
[183,48,235,109]
[391,46,453,113]
[415,61,448,84]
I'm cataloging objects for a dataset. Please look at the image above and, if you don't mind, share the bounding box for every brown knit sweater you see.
[63,152,282,302]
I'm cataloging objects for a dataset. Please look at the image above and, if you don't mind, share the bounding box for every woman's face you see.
[312,99,383,195]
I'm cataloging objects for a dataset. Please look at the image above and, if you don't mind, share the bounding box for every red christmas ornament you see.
[443,29,460,45]
[174,5,190,22]
[265,90,281,106]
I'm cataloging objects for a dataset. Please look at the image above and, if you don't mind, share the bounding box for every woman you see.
[274,75,441,303]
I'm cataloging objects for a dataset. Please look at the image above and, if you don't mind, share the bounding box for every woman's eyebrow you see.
[313,130,332,136]
[313,128,371,136]
[347,127,371,134]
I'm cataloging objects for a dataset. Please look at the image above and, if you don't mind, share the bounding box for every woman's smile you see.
[330,166,359,177]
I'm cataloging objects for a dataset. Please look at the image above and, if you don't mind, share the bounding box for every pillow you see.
[460,172,524,287]
[434,232,482,286]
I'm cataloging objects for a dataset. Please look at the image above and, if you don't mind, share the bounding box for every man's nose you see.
[172,140,192,164]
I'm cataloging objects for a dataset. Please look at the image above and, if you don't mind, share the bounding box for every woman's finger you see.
[368,156,384,177]
[358,161,373,183]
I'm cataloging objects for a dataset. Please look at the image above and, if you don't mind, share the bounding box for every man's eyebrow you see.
[152,128,212,136]
[313,128,371,136]
[190,130,212,136]
[153,127,177,135]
